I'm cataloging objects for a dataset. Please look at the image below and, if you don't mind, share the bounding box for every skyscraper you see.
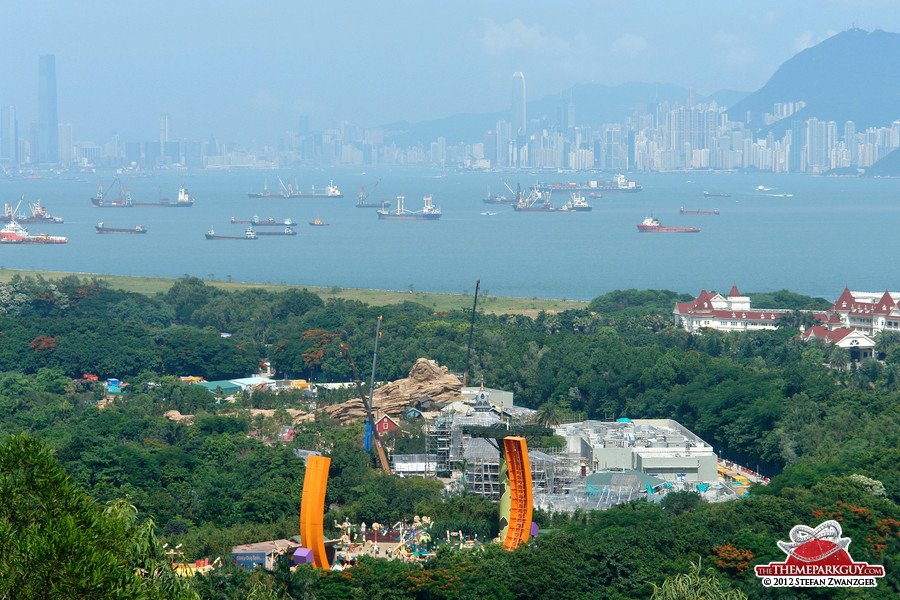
[512,72,526,137]
[0,106,17,164]
[38,55,58,164]
[160,114,170,156]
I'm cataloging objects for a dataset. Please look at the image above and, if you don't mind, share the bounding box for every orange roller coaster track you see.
[299,455,331,569]
[502,436,533,551]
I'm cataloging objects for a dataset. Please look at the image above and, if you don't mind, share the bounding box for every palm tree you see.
[535,402,562,429]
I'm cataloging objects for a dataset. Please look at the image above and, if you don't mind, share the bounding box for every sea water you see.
[1,168,898,301]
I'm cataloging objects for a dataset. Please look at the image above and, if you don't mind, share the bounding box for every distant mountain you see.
[728,28,900,134]
[380,83,749,146]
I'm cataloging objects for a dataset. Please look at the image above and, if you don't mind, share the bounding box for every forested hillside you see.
[1,274,898,598]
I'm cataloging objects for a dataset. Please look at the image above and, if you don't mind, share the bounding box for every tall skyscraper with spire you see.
[512,72,526,137]
[38,55,59,164]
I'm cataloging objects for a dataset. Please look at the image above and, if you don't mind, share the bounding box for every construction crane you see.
[357,178,382,206]
[462,280,480,387]
[341,316,392,474]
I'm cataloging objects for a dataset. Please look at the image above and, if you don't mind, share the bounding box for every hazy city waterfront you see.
[1,169,897,300]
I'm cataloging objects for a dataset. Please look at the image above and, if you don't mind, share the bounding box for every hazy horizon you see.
[4,1,899,144]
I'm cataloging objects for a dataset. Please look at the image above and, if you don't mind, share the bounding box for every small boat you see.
[255,227,297,236]
[481,211,498,216]
[636,214,700,233]
[205,226,258,240]
[680,207,719,215]
[96,222,147,234]
[309,216,330,226]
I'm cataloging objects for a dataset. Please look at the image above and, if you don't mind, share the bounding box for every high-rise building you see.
[58,123,73,165]
[38,55,59,164]
[0,105,17,164]
[160,114,170,156]
[511,72,526,137]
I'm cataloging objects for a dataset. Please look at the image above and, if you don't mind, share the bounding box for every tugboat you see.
[636,214,700,233]
[377,196,442,220]
[205,226,258,240]
[91,177,133,207]
[680,207,719,215]
[309,216,330,226]
[96,222,147,234]
[1,198,64,224]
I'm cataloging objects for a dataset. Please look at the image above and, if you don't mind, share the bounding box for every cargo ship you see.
[309,216,329,226]
[538,173,642,194]
[680,207,719,215]
[205,227,258,240]
[703,191,730,198]
[637,215,700,233]
[291,180,343,198]
[559,193,592,212]
[132,185,194,207]
[1,198,64,224]
[377,195,441,220]
[513,185,555,212]
[488,181,525,205]
[248,176,343,199]
[255,227,297,236]
[231,216,297,226]
[0,220,68,244]
[96,222,147,234]
[357,179,389,207]
[91,177,132,207]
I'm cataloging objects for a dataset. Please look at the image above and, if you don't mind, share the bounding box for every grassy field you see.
[0,268,587,315]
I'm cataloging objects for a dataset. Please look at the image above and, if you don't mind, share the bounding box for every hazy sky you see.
[3,1,897,144]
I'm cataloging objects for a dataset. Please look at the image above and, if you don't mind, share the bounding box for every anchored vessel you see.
[248,176,343,199]
[680,207,719,215]
[231,216,297,226]
[559,193,592,212]
[255,227,297,236]
[539,173,642,194]
[637,215,700,233]
[309,216,329,226]
[96,222,147,234]
[513,185,555,212]
[377,195,442,220]
[703,191,730,198]
[205,227,258,240]
[91,176,132,207]
[132,186,194,207]
[1,199,64,224]
[0,220,68,244]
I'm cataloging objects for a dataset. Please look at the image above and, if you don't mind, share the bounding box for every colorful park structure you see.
[299,455,331,569]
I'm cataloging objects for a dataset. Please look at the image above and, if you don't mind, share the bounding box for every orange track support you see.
[502,436,533,550]
[299,455,331,569]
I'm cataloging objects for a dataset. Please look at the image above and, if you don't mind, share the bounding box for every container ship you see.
[255,227,297,236]
[205,227,258,240]
[0,220,68,244]
[538,173,642,194]
[680,207,719,215]
[91,177,132,207]
[231,216,297,226]
[1,199,64,224]
[132,186,194,207]
[96,222,147,234]
[636,215,700,233]
[377,195,441,220]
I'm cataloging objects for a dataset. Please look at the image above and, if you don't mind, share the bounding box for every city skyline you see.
[3,2,900,143]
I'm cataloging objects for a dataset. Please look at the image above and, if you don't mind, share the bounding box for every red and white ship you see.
[0,220,68,244]
[636,215,699,233]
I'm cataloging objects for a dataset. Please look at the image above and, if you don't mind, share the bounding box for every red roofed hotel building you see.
[674,285,790,333]
[826,287,900,336]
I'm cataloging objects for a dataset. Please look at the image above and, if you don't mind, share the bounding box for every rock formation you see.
[324,358,464,423]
